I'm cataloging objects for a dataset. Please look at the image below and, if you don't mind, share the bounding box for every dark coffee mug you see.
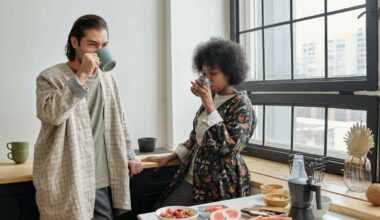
[138,138,156,152]
[191,76,210,96]
[97,48,116,72]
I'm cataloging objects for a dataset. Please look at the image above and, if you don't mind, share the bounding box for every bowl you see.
[263,193,290,207]
[260,184,285,195]
[311,195,331,218]
[138,137,156,152]
[156,206,199,220]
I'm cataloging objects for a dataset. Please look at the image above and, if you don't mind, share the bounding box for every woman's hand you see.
[191,80,215,114]
[141,152,178,171]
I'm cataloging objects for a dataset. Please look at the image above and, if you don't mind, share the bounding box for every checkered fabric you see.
[33,63,135,220]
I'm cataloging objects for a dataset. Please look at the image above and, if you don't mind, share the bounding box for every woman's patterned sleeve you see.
[204,101,256,155]
[174,143,190,161]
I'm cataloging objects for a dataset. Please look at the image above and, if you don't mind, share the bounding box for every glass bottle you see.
[290,154,308,180]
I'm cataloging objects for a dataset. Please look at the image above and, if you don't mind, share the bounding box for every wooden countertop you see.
[0,160,33,184]
[0,152,180,185]
[242,155,380,220]
[135,153,181,169]
[1,152,378,219]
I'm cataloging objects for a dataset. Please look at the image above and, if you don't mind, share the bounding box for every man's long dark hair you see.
[65,14,108,61]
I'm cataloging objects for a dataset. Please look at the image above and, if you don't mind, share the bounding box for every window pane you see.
[250,105,264,145]
[327,108,367,159]
[265,106,291,149]
[241,31,263,81]
[328,0,365,12]
[328,9,366,77]
[239,0,262,30]
[264,0,290,25]
[293,107,325,155]
[293,0,324,19]
[264,25,291,80]
[293,18,325,79]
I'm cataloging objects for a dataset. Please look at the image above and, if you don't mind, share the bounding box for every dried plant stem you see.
[359,157,363,178]
[346,155,365,178]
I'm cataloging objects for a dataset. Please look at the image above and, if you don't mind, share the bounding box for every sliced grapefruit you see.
[210,208,241,220]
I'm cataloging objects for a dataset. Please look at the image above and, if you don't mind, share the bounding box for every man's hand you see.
[76,53,100,85]
[128,158,143,178]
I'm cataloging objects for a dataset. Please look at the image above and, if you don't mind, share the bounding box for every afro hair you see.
[192,38,248,85]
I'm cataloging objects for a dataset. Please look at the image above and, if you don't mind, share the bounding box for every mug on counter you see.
[7,142,29,164]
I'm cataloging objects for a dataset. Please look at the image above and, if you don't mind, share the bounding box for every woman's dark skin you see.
[142,65,235,168]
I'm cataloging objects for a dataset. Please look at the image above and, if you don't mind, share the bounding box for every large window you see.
[246,94,377,177]
[231,0,379,181]
[232,0,378,91]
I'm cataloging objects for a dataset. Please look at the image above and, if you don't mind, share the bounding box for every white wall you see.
[0,0,167,162]
[0,0,230,163]
[166,0,230,147]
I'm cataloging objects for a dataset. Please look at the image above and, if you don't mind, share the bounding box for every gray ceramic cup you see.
[97,48,116,72]
[191,76,210,96]
[138,138,157,152]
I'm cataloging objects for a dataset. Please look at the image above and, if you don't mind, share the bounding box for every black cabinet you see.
[118,165,179,219]
[0,182,39,220]
[0,165,179,220]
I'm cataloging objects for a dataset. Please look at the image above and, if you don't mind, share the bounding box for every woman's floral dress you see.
[157,90,256,205]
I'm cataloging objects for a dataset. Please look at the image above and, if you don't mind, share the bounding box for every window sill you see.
[243,155,380,220]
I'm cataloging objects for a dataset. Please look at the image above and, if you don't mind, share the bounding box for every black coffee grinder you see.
[288,176,322,220]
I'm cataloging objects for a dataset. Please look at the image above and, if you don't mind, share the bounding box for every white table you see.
[137,195,358,220]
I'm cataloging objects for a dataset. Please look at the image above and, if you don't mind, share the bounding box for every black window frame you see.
[231,0,380,181]
[244,93,378,180]
[230,0,378,92]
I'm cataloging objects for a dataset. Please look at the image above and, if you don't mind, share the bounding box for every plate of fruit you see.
[156,206,199,220]
[209,208,242,220]
[196,205,229,218]
[249,217,292,220]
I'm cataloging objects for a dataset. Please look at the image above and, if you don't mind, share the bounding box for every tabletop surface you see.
[137,194,357,220]
[0,148,180,184]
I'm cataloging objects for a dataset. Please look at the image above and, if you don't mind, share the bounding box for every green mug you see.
[97,48,116,72]
[8,151,29,164]
[7,142,29,164]
[7,142,29,151]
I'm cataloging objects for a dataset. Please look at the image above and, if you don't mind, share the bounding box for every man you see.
[33,14,143,220]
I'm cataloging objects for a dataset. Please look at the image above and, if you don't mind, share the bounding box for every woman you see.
[142,38,256,206]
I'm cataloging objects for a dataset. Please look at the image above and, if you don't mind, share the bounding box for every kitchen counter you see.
[135,152,181,169]
[0,160,33,184]
[0,149,181,220]
[1,151,378,219]
[0,151,180,185]
[242,155,380,220]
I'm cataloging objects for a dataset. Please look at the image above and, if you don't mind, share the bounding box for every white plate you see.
[156,206,199,220]
[196,204,229,218]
